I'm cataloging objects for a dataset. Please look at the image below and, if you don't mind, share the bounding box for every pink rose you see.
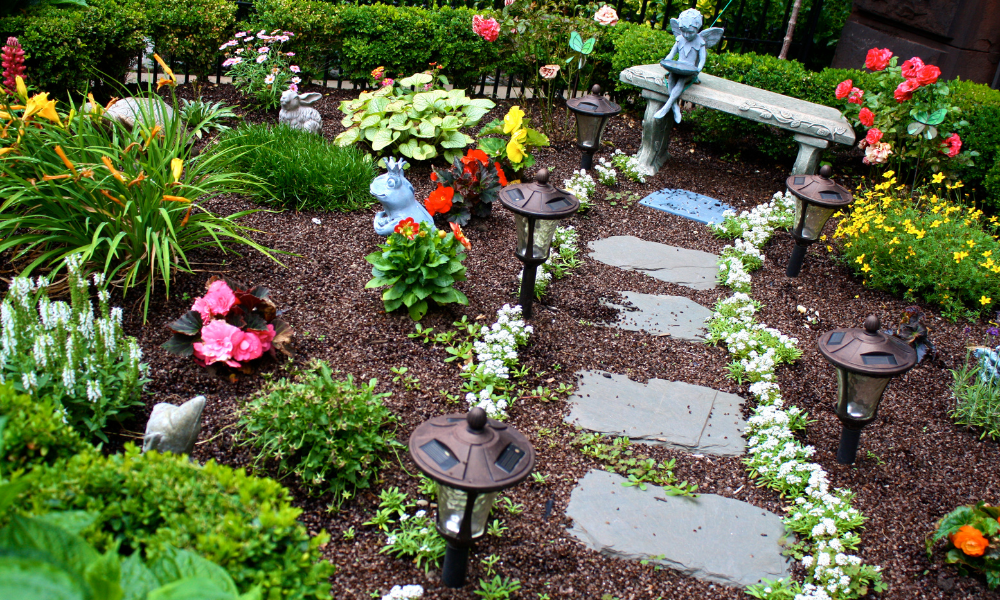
[193,319,242,367]
[505,0,515,4]
[231,329,263,362]
[864,48,892,71]
[915,64,941,86]
[900,57,925,79]
[539,64,560,80]
[835,79,853,100]
[894,78,920,102]
[865,127,882,145]
[859,107,874,127]
[253,324,277,352]
[847,87,864,105]
[472,15,500,42]
[594,5,619,26]
[863,142,893,165]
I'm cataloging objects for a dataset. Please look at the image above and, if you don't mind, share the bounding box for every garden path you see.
[566,233,791,588]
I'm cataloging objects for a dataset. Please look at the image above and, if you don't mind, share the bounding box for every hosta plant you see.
[162,276,293,373]
[928,502,1000,589]
[335,72,495,163]
[365,218,470,321]
[477,105,549,173]
[427,148,506,225]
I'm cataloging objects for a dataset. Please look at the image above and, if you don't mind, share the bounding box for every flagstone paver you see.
[639,188,734,225]
[567,370,745,456]
[588,236,718,290]
[602,292,712,341]
[566,470,792,588]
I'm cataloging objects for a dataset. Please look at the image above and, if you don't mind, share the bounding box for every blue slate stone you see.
[639,188,734,225]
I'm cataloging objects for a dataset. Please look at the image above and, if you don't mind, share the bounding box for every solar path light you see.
[785,165,853,277]
[566,85,621,170]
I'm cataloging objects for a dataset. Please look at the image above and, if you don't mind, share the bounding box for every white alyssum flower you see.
[381,584,424,600]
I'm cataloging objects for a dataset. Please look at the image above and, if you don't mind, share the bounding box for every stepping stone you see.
[566,470,792,588]
[567,371,745,456]
[602,292,712,341]
[588,236,718,290]
[639,188,734,225]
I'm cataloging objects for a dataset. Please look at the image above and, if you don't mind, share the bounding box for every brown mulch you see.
[101,81,1000,600]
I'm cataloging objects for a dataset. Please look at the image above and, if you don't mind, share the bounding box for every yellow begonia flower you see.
[171,158,183,183]
[503,106,524,135]
[15,76,27,102]
[23,93,62,126]
[506,129,527,164]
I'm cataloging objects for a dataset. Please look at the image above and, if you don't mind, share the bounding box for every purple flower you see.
[286,52,295,57]
[235,31,247,37]
[988,327,999,337]
[257,46,270,53]
[283,31,294,36]
[289,83,298,92]
[964,326,972,334]
[289,65,300,73]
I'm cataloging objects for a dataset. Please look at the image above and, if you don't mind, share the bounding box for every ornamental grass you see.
[832,171,1000,320]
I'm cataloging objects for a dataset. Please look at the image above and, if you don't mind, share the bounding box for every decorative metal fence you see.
[135,0,847,100]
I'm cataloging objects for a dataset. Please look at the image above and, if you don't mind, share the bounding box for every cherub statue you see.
[371,157,435,236]
[653,8,724,123]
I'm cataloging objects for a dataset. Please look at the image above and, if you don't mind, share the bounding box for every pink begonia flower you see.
[193,319,242,366]
[472,15,500,42]
[290,65,300,73]
[594,5,619,26]
[847,87,864,105]
[191,280,237,323]
[863,142,892,165]
[254,324,277,352]
[231,328,264,362]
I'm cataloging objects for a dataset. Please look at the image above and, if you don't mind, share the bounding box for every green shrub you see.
[18,444,334,600]
[0,514,257,600]
[832,174,1000,320]
[951,357,1000,441]
[0,91,279,320]
[0,257,147,443]
[335,72,494,163]
[146,0,236,89]
[0,0,147,98]
[0,383,90,472]
[600,21,674,92]
[215,123,377,211]
[365,212,470,321]
[238,360,395,506]
[951,79,1000,208]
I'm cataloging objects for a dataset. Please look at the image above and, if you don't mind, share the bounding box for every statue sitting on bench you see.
[653,8,723,123]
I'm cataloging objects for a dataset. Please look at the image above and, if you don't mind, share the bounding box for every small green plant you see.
[408,323,435,344]
[342,526,356,540]
[179,97,239,139]
[366,488,445,572]
[951,356,1000,440]
[610,149,646,183]
[499,497,524,515]
[0,258,147,442]
[594,157,617,186]
[562,170,596,211]
[215,123,377,212]
[365,218,469,321]
[476,575,521,600]
[481,554,501,576]
[418,474,437,498]
[335,72,495,162]
[574,433,698,496]
[237,360,396,506]
[865,450,885,466]
[486,519,508,538]
[605,190,642,207]
[530,472,549,485]
[390,366,421,391]
[0,382,89,471]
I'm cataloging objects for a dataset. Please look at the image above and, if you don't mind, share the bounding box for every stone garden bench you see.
[619,63,856,176]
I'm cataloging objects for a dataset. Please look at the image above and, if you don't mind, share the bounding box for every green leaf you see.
[365,97,389,115]
[334,127,360,147]
[359,114,382,129]
[386,113,409,131]
[906,121,925,136]
[463,105,491,124]
[478,118,504,136]
[84,551,122,600]
[407,300,428,321]
[149,545,237,596]
[383,283,407,301]
[0,515,99,579]
[34,512,97,537]
[477,137,506,157]
[167,311,203,336]
[581,37,596,55]
[371,129,395,152]
[0,554,85,600]
[523,128,549,147]
[440,115,461,131]
[146,577,238,600]
[414,121,438,139]
[412,143,437,161]
[439,130,473,149]
[569,31,583,52]
[384,297,404,312]
[399,73,433,88]
[120,555,161,600]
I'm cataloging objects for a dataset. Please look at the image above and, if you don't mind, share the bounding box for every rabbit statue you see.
[371,157,434,236]
[142,395,206,456]
[278,89,323,134]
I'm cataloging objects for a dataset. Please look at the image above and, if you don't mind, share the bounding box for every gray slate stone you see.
[603,291,712,341]
[567,370,745,456]
[101,97,176,130]
[589,236,718,290]
[566,470,792,587]
[639,188,734,225]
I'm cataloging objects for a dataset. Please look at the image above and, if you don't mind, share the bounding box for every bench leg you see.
[792,134,830,175]
[636,90,673,177]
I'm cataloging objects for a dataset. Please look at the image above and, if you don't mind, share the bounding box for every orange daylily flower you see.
[0,148,14,157]
[42,174,71,181]
[53,145,77,176]
[128,172,146,187]
[23,93,61,125]
[101,156,126,182]
[153,54,177,89]
[142,126,162,150]
[99,189,126,207]
[180,205,193,226]
[162,194,191,203]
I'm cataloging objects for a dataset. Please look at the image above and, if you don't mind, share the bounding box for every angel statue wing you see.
[669,18,683,39]
[701,27,725,49]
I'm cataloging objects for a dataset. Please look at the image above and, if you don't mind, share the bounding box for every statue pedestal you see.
[620,64,856,177]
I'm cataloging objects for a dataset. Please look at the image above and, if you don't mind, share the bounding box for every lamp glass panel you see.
[515,215,559,261]
[575,112,605,149]
[436,483,499,540]
[792,197,836,241]
[835,367,891,421]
